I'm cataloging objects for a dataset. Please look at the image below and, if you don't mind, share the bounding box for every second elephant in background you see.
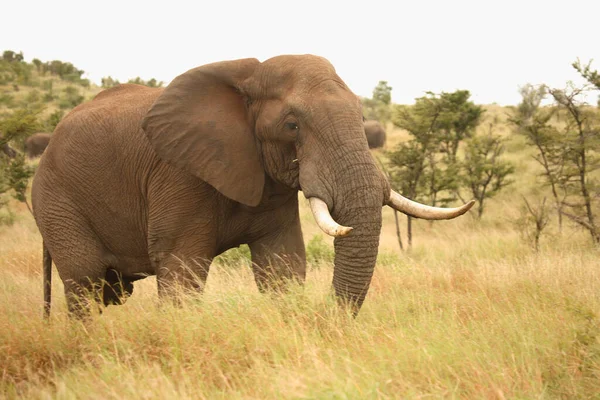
[25,132,52,158]
[364,120,386,149]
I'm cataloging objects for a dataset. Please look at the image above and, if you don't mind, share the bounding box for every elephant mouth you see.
[308,190,475,238]
[274,155,300,190]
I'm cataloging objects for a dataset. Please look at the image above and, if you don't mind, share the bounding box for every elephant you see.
[32,54,474,318]
[364,120,386,149]
[24,132,51,158]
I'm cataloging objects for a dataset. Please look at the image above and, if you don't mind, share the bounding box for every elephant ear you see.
[141,58,264,207]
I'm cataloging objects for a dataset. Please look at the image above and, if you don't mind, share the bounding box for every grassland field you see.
[1,78,600,398]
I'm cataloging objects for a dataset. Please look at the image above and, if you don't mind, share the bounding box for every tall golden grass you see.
[1,107,600,398]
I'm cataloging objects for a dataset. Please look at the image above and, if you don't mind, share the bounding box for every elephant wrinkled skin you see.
[32,54,473,318]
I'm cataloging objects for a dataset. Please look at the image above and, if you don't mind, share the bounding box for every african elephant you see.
[32,55,474,318]
[25,132,51,158]
[364,120,386,149]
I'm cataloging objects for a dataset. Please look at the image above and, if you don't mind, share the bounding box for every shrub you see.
[41,80,53,91]
[0,93,14,108]
[58,86,84,109]
[127,77,164,88]
[0,108,40,220]
[306,234,334,266]
[214,245,252,268]
[24,90,41,104]
[43,92,55,103]
[101,76,120,88]
[45,110,64,131]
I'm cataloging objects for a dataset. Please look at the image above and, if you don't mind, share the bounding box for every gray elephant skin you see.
[32,54,473,318]
[25,132,51,158]
[364,120,386,149]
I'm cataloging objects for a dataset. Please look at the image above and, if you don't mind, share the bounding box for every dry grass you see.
[2,106,600,398]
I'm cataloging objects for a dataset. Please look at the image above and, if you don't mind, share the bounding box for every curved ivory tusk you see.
[388,190,475,220]
[308,197,353,237]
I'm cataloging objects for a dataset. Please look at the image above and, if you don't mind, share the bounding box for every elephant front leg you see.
[148,224,217,302]
[151,250,214,302]
[249,216,306,293]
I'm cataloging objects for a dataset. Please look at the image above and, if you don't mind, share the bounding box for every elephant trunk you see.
[329,157,385,314]
[299,106,386,314]
[332,206,382,313]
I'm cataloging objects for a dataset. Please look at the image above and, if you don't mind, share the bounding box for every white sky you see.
[1,0,598,105]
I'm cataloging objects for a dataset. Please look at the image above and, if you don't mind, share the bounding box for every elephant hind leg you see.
[40,207,118,318]
[63,266,134,316]
[62,273,109,318]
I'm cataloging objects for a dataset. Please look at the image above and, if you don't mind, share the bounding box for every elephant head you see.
[142,55,473,313]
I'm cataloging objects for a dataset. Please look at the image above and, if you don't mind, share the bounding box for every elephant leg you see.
[152,243,215,301]
[60,263,119,317]
[43,212,117,318]
[62,275,106,317]
[249,214,306,293]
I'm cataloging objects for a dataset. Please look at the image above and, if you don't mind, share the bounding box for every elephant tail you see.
[43,242,52,319]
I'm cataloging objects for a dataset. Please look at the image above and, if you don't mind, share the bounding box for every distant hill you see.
[0,50,163,133]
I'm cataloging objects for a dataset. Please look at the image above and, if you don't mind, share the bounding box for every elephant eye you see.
[285,122,299,131]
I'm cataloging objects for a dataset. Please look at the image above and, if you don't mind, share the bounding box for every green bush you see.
[24,90,41,104]
[0,92,14,108]
[77,78,90,88]
[101,76,120,88]
[58,86,84,109]
[43,92,55,103]
[306,234,334,266]
[41,80,53,91]
[127,76,164,88]
[0,108,40,221]
[45,110,63,131]
[214,245,252,268]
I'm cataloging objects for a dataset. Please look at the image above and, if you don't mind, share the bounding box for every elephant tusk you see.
[387,189,475,220]
[308,197,353,237]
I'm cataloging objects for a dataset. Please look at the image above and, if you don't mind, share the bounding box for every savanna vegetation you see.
[1,51,600,398]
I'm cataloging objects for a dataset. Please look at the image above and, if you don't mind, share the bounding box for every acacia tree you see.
[573,59,600,90]
[510,84,568,229]
[387,140,429,247]
[548,81,600,243]
[517,196,550,252]
[436,90,484,164]
[0,108,40,218]
[461,123,514,218]
[386,90,482,246]
[510,61,600,244]
[372,80,392,105]
[361,81,393,125]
